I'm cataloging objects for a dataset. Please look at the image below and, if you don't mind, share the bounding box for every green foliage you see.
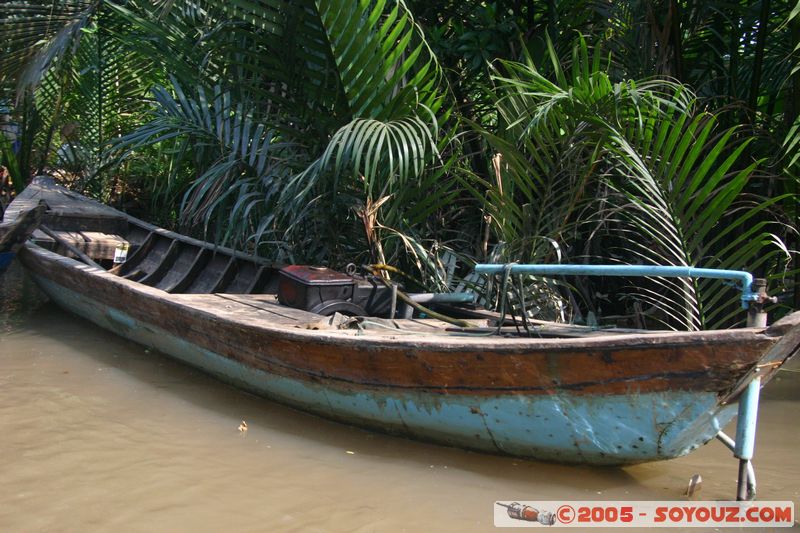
[0,135,23,195]
[478,38,793,329]
[111,79,291,246]
[100,0,460,277]
[1,0,798,328]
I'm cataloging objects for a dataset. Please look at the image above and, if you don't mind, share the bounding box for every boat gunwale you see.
[21,241,779,352]
[21,239,796,400]
[125,218,277,268]
[9,177,792,350]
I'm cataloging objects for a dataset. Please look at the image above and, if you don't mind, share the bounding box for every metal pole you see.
[389,284,398,319]
[408,292,475,304]
[734,375,762,501]
[474,264,757,308]
[716,432,756,497]
[732,277,770,501]
[746,278,769,327]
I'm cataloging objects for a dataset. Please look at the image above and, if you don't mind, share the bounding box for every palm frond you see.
[0,0,98,90]
[316,0,446,119]
[110,79,290,245]
[473,36,793,329]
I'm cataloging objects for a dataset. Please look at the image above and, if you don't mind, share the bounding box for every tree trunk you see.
[790,13,800,310]
[669,0,683,79]
[747,0,772,124]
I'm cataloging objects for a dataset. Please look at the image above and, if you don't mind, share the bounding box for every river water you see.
[1,260,798,532]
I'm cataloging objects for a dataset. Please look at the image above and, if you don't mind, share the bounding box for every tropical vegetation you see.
[1,0,798,330]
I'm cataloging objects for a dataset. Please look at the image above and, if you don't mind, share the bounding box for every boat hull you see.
[24,246,757,465]
[11,177,800,467]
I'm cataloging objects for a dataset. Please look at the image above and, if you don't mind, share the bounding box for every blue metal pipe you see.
[409,292,475,304]
[474,264,757,308]
[733,376,762,500]
[734,376,762,461]
[717,431,757,497]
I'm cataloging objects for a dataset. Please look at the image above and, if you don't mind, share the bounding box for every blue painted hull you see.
[0,252,13,273]
[30,272,740,465]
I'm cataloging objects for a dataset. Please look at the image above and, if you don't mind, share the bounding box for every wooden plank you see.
[435,302,655,334]
[169,293,308,327]
[441,325,633,338]
[214,294,618,336]
[6,176,129,234]
[213,294,637,338]
[38,225,103,269]
[215,293,322,322]
[0,203,45,252]
[2,181,47,222]
[62,231,86,244]
[28,228,126,261]
[30,229,56,250]
[42,230,84,254]
[78,232,128,260]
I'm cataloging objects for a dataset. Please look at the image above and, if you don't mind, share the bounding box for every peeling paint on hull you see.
[31,273,737,465]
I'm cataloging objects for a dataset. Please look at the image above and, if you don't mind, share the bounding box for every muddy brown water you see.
[1,261,798,532]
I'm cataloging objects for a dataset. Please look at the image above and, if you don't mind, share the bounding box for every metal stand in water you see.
[475,264,774,501]
[730,278,773,501]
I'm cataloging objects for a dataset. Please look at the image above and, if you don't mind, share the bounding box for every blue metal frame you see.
[474,264,757,308]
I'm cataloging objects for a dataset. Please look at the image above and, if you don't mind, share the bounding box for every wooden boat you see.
[0,200,45,273]
[8,177,800,473]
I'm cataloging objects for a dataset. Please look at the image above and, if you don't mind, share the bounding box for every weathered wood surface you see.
[0,202,45,253]
[5,177,129,260]
[38,225,105,269]
[722,310,800,403]
[437,303,656,334]
[22,243,796,397]
[29,227,127,261]
[767,309,800,336]
[6,176,129,234]
[11,176,800,399]
[8,177,280,291]
[215,293,324,323]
